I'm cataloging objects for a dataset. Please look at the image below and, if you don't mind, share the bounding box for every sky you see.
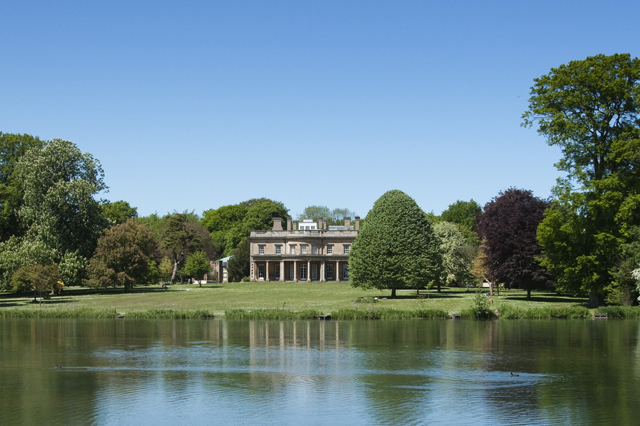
[1,0,639,219]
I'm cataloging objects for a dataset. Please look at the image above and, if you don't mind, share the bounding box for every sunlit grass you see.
[0,282,590,319]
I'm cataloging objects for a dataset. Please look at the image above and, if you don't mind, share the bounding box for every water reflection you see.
[1,319,640,425]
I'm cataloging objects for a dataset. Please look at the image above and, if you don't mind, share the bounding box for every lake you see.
[1,318,639,425]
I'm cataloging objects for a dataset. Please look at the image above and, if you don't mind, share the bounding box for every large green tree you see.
[440,199,482,231]
[433,221,474,291]
[227,238,250,282]
[349,190,443,298]
[85,219,158,291]
[523,53,640,304]
[0,139,109,289]
[0,132,44,241]
[102,200,138,225]
[183,251,212,286]
[298,205,357,226]
[161,213,202,283]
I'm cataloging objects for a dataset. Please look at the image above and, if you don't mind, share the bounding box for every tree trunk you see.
[588,291,601,308]
[391,288,396,298]
[171,260,178,283]
[437,281,441,293]
[489,281,493,295]
[527,288,531,299]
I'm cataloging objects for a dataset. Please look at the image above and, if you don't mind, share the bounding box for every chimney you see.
[318,218,323,230]
[287,217,292,231]
[293,220,298,230]
[355,216,360,231]
[272,217,283,231]
[344,216,351,230]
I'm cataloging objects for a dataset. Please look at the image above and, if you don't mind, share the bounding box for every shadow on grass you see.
[0,285,224,300]
[502,295,587,304]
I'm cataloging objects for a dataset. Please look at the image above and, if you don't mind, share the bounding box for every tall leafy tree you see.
[476,188,551,299]
[183,251,212,286]
[523,53,640,304]
[161,213,201,283]
[349,190,443,298]
[11,264,61,302]
[440,200,482,231]
[86,219,158,291]
[433,221,474,291]
[298,206,357,225]
[227,238,250,282]
[0,132,44,241]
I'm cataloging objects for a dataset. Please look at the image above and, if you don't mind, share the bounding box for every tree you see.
[227,238,250,282]
[102,200,138,225]
[11,264,61,302]
[440,200,482,231]
[433,221,474,291]
[183,251,212,286]
[85,219,158,291]
[0,139,109,289]
[0,132,44,241]
[161,213,201,283]
[608,227,640,305]
[349,190,443,298]
[298,206,358,225]
[523,54,640,304]
[471,239,496,294]
[476,188,551,299]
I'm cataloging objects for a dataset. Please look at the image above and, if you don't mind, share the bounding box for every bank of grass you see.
[0,282,604,320]
[595,306,640,318]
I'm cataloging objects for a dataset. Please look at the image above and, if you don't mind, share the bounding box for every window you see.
[289,264,295,280]
[326,264,333,280]
[311,264,318,280]
[275,264,280,280]
[327,245,333,254]
[290,245,296,254]
[300,264,307,281]
[343,245,350,254]
[312,245,318,254]
[343,264,349,280]
[275,245,281,255]
[258,245,265,255]
[258,264,265,279]
[301,245,307,254]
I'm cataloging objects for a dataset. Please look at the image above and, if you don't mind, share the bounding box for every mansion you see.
[248,217,359,282]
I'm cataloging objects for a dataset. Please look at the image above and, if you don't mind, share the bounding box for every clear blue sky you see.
[2,0,638,218]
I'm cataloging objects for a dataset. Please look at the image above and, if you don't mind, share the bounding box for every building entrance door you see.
[311,264,318,280]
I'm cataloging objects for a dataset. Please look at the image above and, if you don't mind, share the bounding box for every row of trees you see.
[351,53,640,306]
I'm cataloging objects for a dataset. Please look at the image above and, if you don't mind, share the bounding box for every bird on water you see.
[509,372,519,377]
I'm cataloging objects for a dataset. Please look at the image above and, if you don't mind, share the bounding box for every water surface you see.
[1,319,639,425]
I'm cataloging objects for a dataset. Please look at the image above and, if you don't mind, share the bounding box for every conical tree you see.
[350,190,443,298]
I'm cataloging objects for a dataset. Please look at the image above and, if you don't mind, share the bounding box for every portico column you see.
[336,261,340,282]
[320,261,325,282]
[266,261,270,282]
[307,260,311,282]
[293,260,298,283]
[280,260,284,282]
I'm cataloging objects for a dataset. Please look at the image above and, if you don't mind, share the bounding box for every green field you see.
[0,282,590,317]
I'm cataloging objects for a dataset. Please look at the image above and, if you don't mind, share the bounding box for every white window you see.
[301,245,307,254]
[258,245,265,255]
[275,245,281,255]
[327,245,333,255]
[343,245,350,254]
[326,264,333,280]
[343,264,349,280]
[258,264,265,279]
[312,245,318,254]
[290,245,296,254]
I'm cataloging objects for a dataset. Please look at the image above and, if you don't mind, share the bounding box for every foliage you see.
[0,236,57,290]
[330,307,449,320]
[349,190,443,297]
[85,219,158,290]
[471,239,494,291]
[433,221,475,289]
[102,200,138,225]
[161,213,202,283]
[16,138,109,259]
[11,264,62,301]
[298,205,358,225]
[476,188,551,299]
[224,308,321,320]
[0,132,44,241]
[158,257,174,282]
[595,305,640,319]
[460,292,495,319]
[440,199,482,231]
[58,251,88,287]
[201,199,288,256]
[606,227,640,305]
[523,53,640,304]
[227,238,250,282]
[498,305,591,319]
[183,251,212,283]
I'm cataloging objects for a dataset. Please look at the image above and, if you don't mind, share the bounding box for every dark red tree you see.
[476,188,551,299]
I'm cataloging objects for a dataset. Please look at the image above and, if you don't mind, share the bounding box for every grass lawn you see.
[0,282,588,317]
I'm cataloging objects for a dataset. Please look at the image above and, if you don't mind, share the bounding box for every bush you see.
[596,306,640,318]
[498,305,591,319]
[224,308,320,320]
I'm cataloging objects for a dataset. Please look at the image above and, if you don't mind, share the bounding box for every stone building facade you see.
[249,216,359,282]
